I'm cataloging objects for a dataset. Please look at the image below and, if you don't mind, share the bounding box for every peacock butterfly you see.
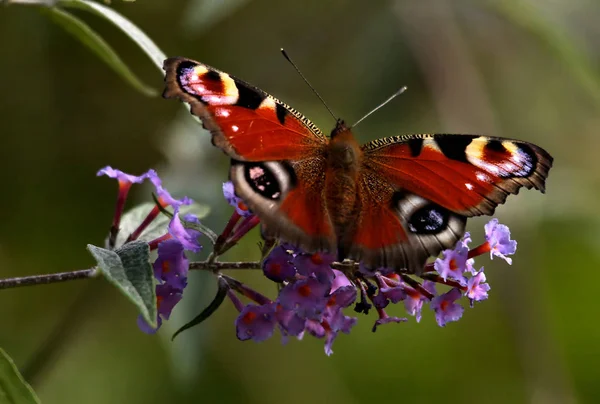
[162,57,553,274]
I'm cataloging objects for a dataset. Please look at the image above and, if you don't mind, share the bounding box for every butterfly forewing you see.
[163,57,327,162]
[361,134,553,217]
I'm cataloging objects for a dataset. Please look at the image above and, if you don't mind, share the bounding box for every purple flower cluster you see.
[98,167,202,333]
[227,203,518,354]
[233,246,358,355]
[97,171,520,355]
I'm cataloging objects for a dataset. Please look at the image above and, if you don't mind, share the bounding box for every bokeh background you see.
[1,0,599,403]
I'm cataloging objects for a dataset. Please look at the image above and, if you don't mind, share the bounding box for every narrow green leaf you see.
[40,6,157,96]
[0,348,40,404]
[171,276,229,340]
[115,202,211,248]
[58,0,167,72]
[88,241,157,327]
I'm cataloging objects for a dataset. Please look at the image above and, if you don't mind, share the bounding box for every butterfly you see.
[162,57,553,274]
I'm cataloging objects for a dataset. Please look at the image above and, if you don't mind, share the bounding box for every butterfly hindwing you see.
[230,158,336,253]
[163,57,327,162]
[361,134,553,217]
[342,167,467,272]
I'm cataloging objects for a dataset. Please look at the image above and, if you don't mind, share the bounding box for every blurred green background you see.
[1,0,599,403]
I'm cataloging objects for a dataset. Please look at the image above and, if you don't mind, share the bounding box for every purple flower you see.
[434,233,472,285]
[373,315,407,332]
[431,288,464,327]
[274,305,306,336]
[153,239,189,290]
[222,181,252,217]
[262,246,296,282]
[138,283,183,334]
[485,219,517,264]
[293,252,335,286]
[235,304,277,342]
[403,281,436,322]
[380,285,407,304]
[168,209,202,253]
[148,171,193,208]
[278,277,330,320]
[327,285,357,310]
[330,270,352,292]
[372,292,389,309]
[324,315,357,356]
[97,166,155,185]
[466,269,490,305]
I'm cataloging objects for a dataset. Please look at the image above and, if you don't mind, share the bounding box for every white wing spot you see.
[215,108,231,118]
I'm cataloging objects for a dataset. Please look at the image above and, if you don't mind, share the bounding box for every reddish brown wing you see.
[361,134,553,216]
[230,158,336,252]
[163,57,327,162]
[163,57,336,252]
[343,166,467,273]
[343,133,552,272]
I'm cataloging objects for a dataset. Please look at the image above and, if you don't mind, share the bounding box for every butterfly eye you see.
[407,205,450,235]
[235,161,295,201]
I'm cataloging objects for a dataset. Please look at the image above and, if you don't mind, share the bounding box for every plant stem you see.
[0,260,363,290]
[0,269,98,290]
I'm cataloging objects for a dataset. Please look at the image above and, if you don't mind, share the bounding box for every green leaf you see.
[88,241,157,327]
[58,0,167,73]
[0,348,40,404]
[40,6,157,96]
[171,276,229,340]
[115,202,211,248]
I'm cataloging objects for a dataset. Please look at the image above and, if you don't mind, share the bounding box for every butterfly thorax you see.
[325,123,362,236]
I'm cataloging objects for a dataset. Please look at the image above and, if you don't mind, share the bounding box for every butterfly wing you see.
[343,167,467,272]
[163,57,327,161]
[162,57,336,252]
[345,134,552,272]
[362,134,553,216]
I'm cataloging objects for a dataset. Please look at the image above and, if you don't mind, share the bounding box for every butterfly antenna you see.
[280,48,338,122]
[351,86,407,128]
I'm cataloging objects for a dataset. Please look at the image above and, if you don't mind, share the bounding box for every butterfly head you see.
[330,119,349,139]
[328,120,362,169]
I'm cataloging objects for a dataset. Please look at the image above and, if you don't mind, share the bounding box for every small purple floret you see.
[222,181,253,217]
[431,288,464,327]
[485,219,517,264]
[466,268,490,305]
[153,239,189,290]
[293,252,335,286]
[403,281,436,323]
[235,304,277,342]
[275,305,306,336]
[380,285,407,304]
[262,246,296,282]
[148,171,193,208]
[330,269,352,292]
[97,166,155,184]
[373,315,407,332]
[434,233,472,285]
[278,277,330,320]
[168,210,202,253]
[138,283,184,334]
